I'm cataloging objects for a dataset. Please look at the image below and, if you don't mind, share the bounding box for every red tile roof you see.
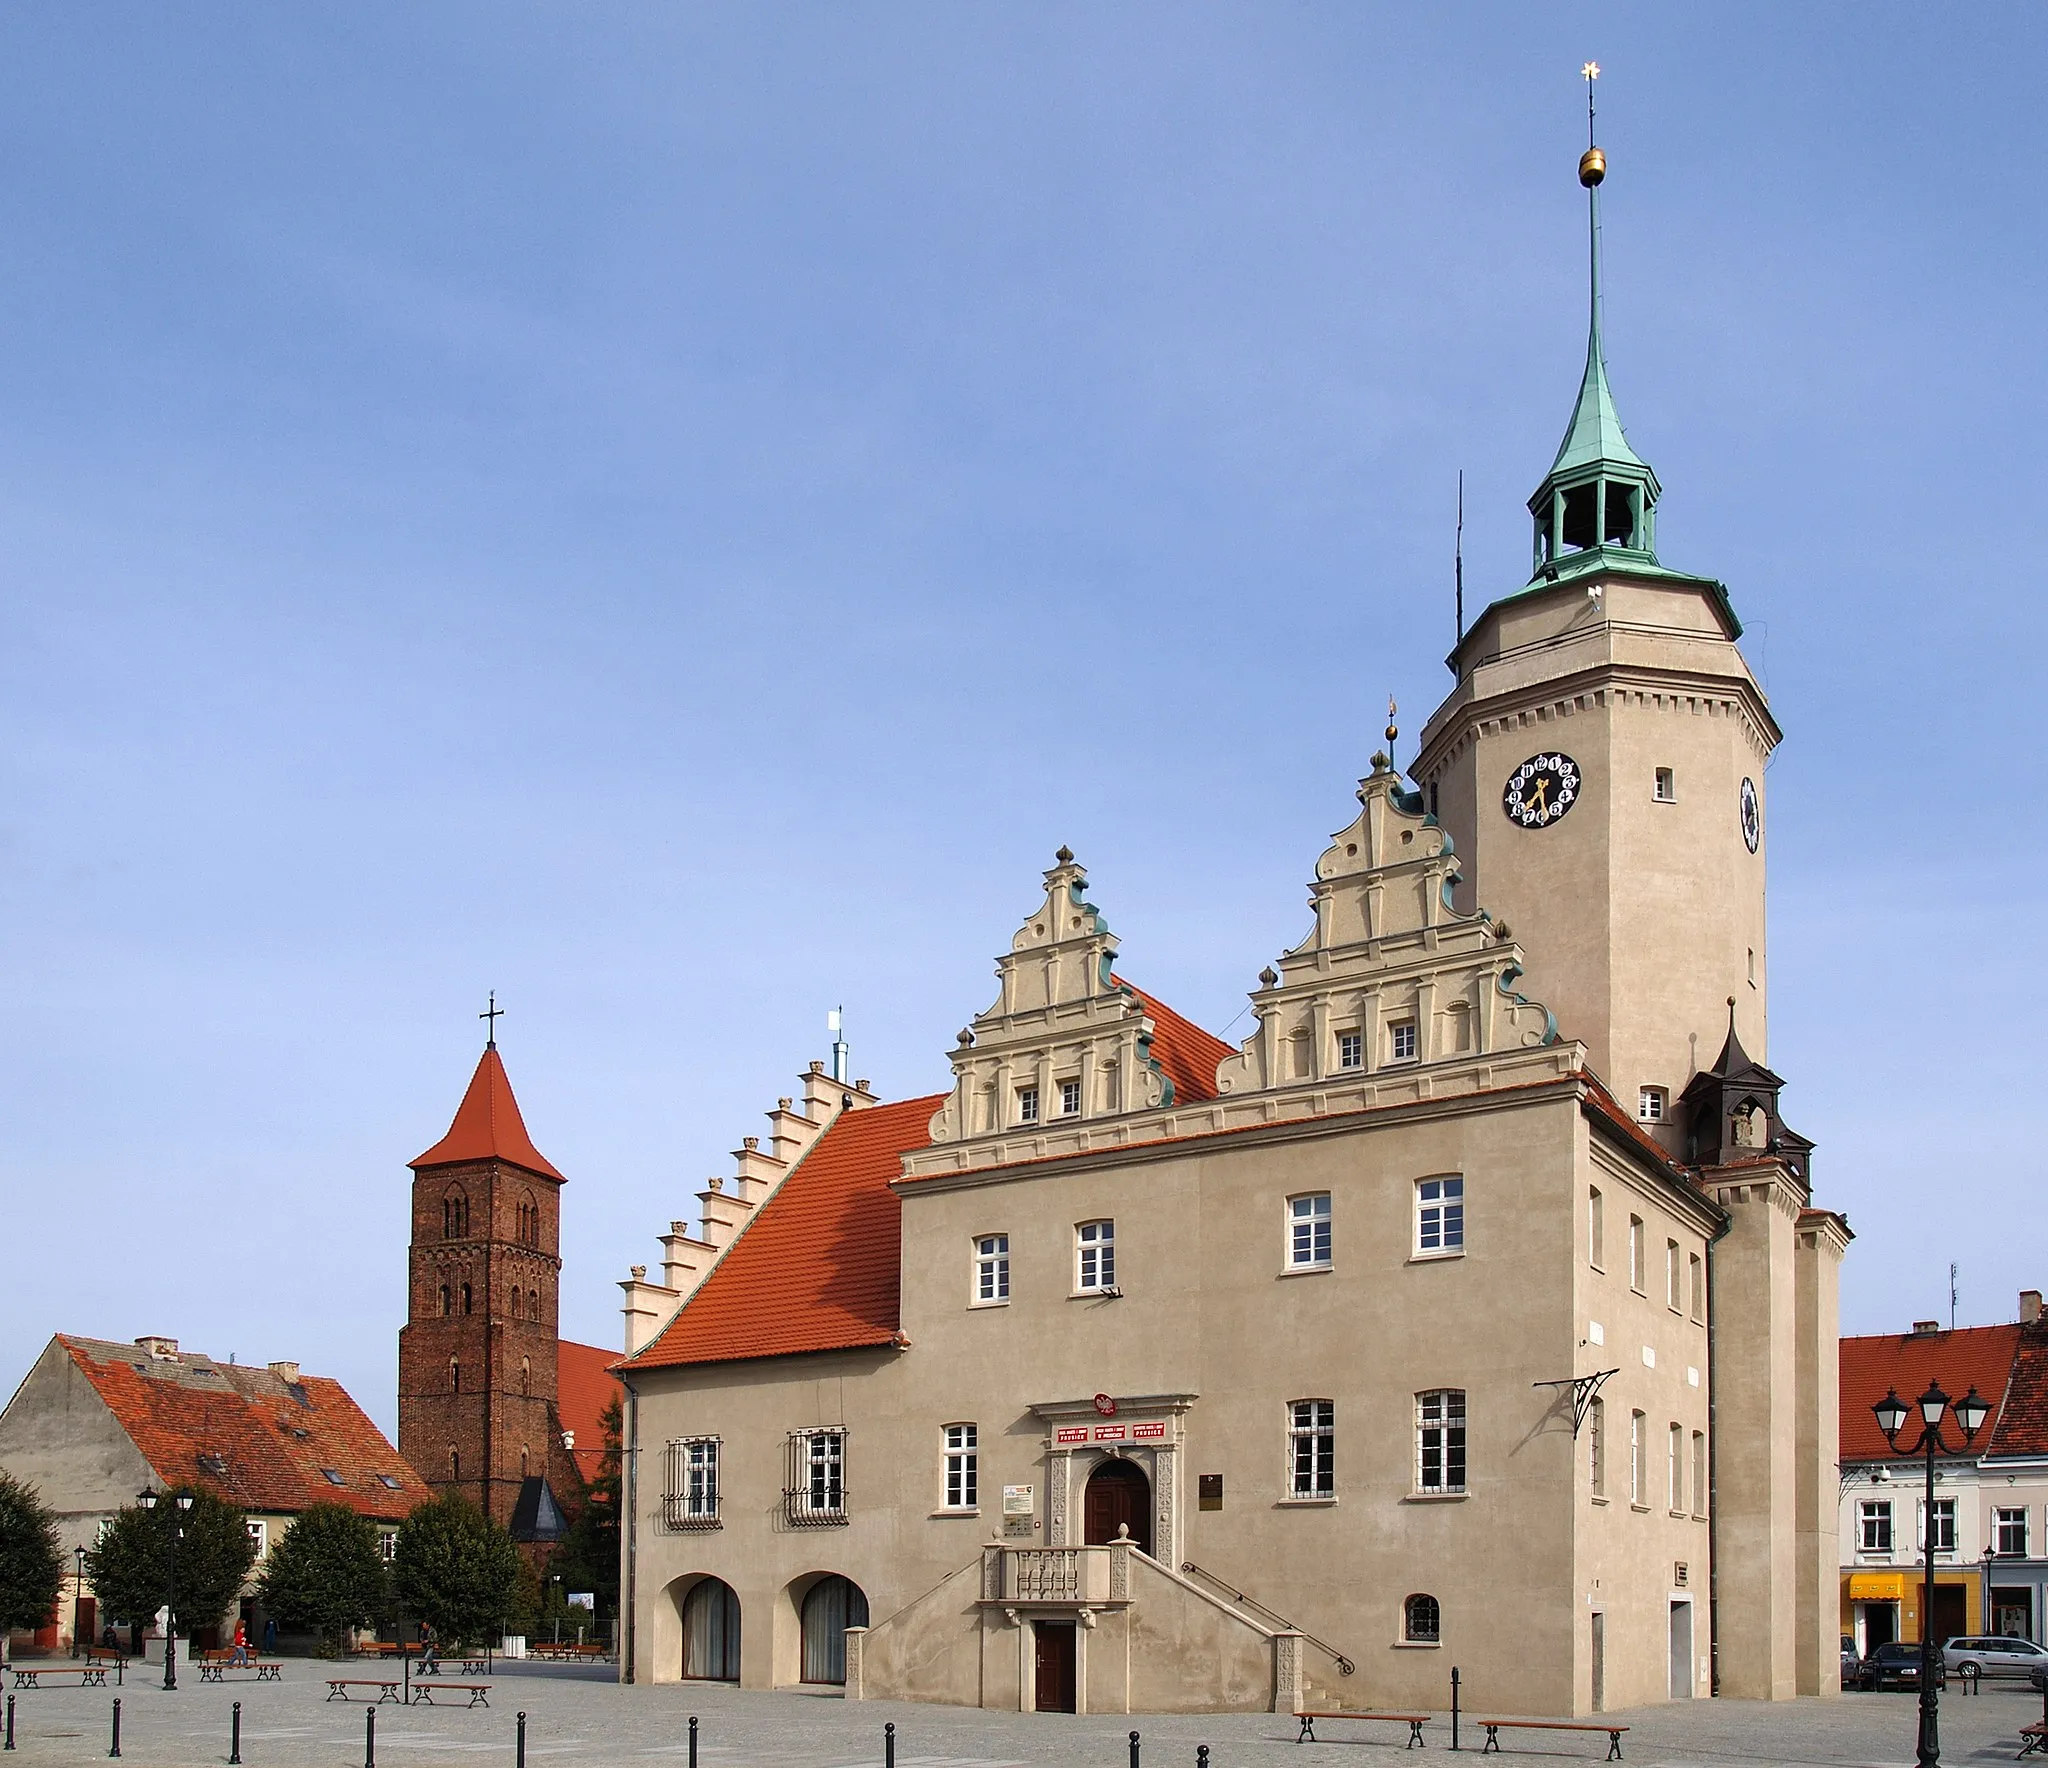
[1989,1322,2048,1459]
[624,1094,944,1372]
[412,1046,564,1181]
[556,1340,623,1484]
[1119,979,1232,1106]
[1839,1324,2021,1463]
[60,1337,429,1521]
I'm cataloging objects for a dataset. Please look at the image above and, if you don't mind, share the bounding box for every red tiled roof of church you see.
[1839,1323,2021,1463]
[59,1336,429,1521]
[556,1339,623,1483]
[1117,978,1232,1105]
[625,1094,943,1371]
[411,1045,564,1181]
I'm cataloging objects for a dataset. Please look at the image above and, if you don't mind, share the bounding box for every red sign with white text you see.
[1094,1424,1127,1442]
[1132,1422,1166,1440]
[1056,1427,1089,1444]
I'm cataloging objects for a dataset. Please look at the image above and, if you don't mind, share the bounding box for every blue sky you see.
[4,5,2043,1437]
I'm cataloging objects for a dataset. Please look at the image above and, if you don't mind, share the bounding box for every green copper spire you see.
[1527,73,1661,583]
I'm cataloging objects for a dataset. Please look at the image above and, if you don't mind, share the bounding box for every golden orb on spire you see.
[1578,146,1606,188]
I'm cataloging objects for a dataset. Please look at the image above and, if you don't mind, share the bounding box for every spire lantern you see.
[1527,68,1661,583]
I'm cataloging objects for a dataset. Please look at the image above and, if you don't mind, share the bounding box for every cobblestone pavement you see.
[2,1662,2042,1768]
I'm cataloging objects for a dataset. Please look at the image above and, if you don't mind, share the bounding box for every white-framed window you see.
[943,1424,978,1511]
[1076,1220,1115,1293]
[1921,1496,1957,1554]
[974,1234,1010,1304]
[786,1430,847,1525]
[1629,1410,1646,1505]
[664,1436,722,1529]
[1289,1399,1335,1498]
[1628,1216,1645,1292]
[1859,1499,1893,1553]
[1653,766,1675,802]
[1416,1390,1466,1494]
[1337,1030,1363,1070]
[1017,1086,1040,1125]
[246,1519,268,1558]
[1059,1078,1081,1116]
[1288,1194,1332,1268]
[1691,1431,1706,1517]
[1416,1176,1464,1255]
[1588,1187,1604,1270]
[1639,1086,1666,1122]
[1666,1240,1682,1310]
[1997,1507,2029,1557]
[1668,1421,1684,1511]
[1390,1021,1418,1063]
[1588,1398,1605,1497]
[379,1530,398,1564]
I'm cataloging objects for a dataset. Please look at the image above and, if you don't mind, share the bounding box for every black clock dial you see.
[1502,752,1581,830]
[1739,778,1761,853]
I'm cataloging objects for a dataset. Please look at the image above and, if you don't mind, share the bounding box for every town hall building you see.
[609,135,1849,1718]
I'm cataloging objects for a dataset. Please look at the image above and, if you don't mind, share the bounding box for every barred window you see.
[786,1429,847,1525]
[1404,1593,1441,1643]
[1289,1400,1335,1498]
[943,1424,978,1510]
[663,1437,722,1530]
[1417,1390,1466,1493]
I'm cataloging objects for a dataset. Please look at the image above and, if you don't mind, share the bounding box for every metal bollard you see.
[1451,1665,1461,1751]
[885,1721,896,1768]
[1196,1747,1208,1768]
[230,1699,243,1765]
[1129,1731,1141,1768]
[110,1697,122,1760]
[4,1692,13,1752]
[688,1715,698,1768]
[517,1711,527,1768]
[365,1704,376,1768]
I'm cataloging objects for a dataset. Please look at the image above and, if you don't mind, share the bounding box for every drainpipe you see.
[1705,1201,1732,1697]
[620,1380,639,1685]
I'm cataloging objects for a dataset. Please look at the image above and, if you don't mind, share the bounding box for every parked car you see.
[1842,1635,1860,1688]
[1942,1636,2048,1683]
[1858,1641,1945,1691]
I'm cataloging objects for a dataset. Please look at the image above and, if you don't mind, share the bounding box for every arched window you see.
[530,1288,541,1321]
[449,1447,460,1479]
[461,1283,473,1316]
[799,1576,870,1684]
[520,1445,529,1477]
[521,1358,531,1396]
[441,1188,469,1239]
[1404,1593,1441,1644]
[450,1359,461,1394]
[681,1578,742,1681]
[437,1284,450,1317]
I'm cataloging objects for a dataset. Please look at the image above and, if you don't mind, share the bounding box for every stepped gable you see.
[623,1093,945,1371]
[1838,1323,2020,1463]
[411,1044,564,1181]
[556,1339,623,1483]
[60,1336,426,1520]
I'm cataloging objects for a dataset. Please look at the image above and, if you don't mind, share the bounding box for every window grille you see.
[1417,1390,1466,1493]
[663,1437,721,1529]
[1289,1400,1335,1498]
[785,1429,848,1525]
[1404,1593,1441,1643]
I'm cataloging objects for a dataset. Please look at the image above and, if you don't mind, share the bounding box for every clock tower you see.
[1413,135,1777,1150]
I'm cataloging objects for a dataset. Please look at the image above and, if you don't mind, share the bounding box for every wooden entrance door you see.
[1931,1584,1968,1649]
[1033,1620,1076,1713]
[1083,1458,1151,1556]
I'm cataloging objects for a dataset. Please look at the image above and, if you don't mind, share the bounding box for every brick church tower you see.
[397,1028,580,1539]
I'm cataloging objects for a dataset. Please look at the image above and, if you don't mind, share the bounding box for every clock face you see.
[1739,777,1761,853]
[1502,752,1581,830]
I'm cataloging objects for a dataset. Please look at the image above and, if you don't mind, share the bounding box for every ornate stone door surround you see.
[1031,1393,1196,1567]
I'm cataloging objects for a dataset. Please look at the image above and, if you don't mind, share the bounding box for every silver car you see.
[1941,1635,2048,1682]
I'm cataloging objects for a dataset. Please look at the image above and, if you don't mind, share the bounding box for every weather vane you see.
[1582,61,1600,149]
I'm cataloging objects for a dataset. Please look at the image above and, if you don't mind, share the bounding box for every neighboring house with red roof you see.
[1839,1296,2048,1657]
[0,1333,428,1653]
[612,767,1847,1719]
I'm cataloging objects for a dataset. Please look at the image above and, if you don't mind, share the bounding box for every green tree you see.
[0,1473,65,1634]
[391,1494,520,1648]
[84,1488,257,1641]
[256,1504,389,1654]
[545,1395,622,1616]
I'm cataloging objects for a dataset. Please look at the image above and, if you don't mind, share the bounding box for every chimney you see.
[135,1336,179,1360]
[1911,1320,1941,1337]
[2022,1291,2043,1326]
[267,1360,300,1384]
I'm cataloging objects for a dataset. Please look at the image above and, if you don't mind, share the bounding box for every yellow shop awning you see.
[1849,1573,1905,1601]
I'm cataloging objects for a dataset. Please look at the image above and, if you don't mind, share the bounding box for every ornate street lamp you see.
[73,1545,86,1659]
[1873,1383,1993,1768]
[137,1489,196,1692]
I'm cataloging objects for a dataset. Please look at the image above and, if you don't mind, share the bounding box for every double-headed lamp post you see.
[137,1489,196,1692]
[1873,1381,1993,1768]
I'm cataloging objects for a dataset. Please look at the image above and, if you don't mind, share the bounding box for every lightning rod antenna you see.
[1454,470,1465,644]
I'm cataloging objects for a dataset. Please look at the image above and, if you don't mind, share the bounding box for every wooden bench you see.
[528,1642,605,1662]
[1477,1719,1628,1761]
[199,1659,283,1682]
[2018,1723,2046,1760]
[412,1681,490,1708]
[1295,1710,1431,1747]
[10,1665,116,1689]
[326,1678,402,1702]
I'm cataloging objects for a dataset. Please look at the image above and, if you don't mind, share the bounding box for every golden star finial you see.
[1582,61,1600,81]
